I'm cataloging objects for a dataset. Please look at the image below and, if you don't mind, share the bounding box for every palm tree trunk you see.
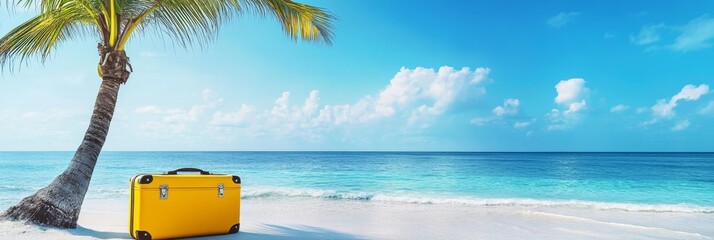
[1,46,130,228]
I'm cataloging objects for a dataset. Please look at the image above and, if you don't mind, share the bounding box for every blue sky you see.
[2,0,714,151]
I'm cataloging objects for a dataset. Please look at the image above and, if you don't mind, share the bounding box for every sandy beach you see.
[1,198,712,240]
[2,0,714,238]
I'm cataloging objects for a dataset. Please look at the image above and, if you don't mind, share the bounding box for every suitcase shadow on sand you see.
[68,224,366,240]
[190,224,366,240]
[69,226,133,239]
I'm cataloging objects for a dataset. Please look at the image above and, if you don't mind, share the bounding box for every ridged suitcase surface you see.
[129,168,241,240]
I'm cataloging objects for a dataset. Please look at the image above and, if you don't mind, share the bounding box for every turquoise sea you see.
[0,152,712,213]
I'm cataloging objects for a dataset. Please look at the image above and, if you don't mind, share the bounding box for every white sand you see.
[1,198,713,240]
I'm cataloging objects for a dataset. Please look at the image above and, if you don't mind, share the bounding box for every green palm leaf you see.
[1,0,335,69]
[0,0,96,69]
[244,0,334,44]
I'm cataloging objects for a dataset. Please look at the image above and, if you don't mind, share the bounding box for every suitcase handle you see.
[167,168,211,175]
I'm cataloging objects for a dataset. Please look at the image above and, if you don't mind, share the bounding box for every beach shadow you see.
[67,224,365,240]
[68,226,132,239]
[189,224,367,240]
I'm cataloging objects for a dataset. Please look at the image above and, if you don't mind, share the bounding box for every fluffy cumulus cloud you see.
[610,104,629,113]
[210,104,255,126]
[208,66,490,140]
[554,78,587,104]
[547,12,581,28]
[134,89,223,133]
[493,98,520,116]
[650,84,709,120]
[470,98,531,128]
[325,66,490,126]
[548,78,589,130]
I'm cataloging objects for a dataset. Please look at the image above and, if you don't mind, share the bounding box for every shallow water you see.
[0,152,712,213]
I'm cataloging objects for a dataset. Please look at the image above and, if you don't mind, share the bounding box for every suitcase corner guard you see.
[229,224,240,234]
[232,175,241,184]
[136,230,152,240]
[138,175,153,184]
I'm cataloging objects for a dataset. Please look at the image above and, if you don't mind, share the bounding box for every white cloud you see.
[565,100,586,114]
[374,66,489,124]
[470,117,490,126]
[134,89,223,133]
[671,120,690,131]
[224,66,491,139]
[125,67,491,143]
[630,23,666,45]
[548,78,589,130]
[670,15,714,52]
[265,90,332,132]
[492,98,520,116]
[302,90,320,116]
[632,15,714,52]
[650,84,709,119]
[699,101,714,114]
[514,118,536,128]
[555,78,587,104]
[651,99,675,119]
[547,12,581,28]
[471,98,531,128]
[673,83,710,101]
[271,91,291,117]
[210,104,255,126]
[610,104,629,113]
[472,67,491,84]
[636,107,649,114]
[166,90,223,123]
[313,66,491,125]
[546,109,567,130]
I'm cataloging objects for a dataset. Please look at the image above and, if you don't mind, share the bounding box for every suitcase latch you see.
[159,184,168,199]
[218,184,224,198]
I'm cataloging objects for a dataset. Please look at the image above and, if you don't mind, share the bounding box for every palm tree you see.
[0,0,334,228]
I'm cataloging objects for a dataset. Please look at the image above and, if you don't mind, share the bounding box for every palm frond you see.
[2,0,335,70]
[0,0,98,69]
[141,0,240,48]
[127,0,334,49]
[243,0,334,44]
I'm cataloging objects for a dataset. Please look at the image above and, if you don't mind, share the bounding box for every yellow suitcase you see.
[129,168,241,240]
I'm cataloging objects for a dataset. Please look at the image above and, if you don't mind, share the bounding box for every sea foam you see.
[242,186,714,214]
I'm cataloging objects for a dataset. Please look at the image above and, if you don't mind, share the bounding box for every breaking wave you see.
[242,186,714,214]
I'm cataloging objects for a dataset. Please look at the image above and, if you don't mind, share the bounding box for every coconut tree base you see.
[1,54,125,229]
[2,192,79,228]
[0,154,100,229]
